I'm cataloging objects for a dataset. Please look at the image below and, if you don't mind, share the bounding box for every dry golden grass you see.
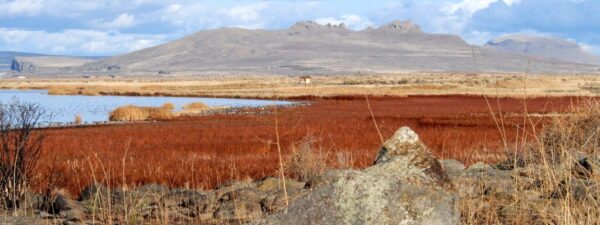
[183,102,209,110]
[3,73,600,99]
[284,136,329,182]
[160,102,175,111]
[461,100,600,225]
[109,105,173,122]
[74,114,82,125]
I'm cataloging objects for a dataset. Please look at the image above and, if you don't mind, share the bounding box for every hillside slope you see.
[11,56,98,74]
[30,21,600,76]
[485,34,600,65]
[0,51,47,71]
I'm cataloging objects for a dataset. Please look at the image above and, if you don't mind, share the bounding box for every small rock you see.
[21,192,45,210]
[256,177,304,194]
[162,189,216,220]
[549,179,599,201]
[304,170,344,190]
[494,157,525,170]
[261,189,309,213]
[0,216,47,225]
[373,126,420,164]
[466,162,493,172]
[440,159,465,179]
[51,194,85,222]
[572,157,593,179]
[136,184,169,195]
[38,211,54,219]
[215,180,256,200]
[523,190,542,201]
[214,188,266,222]
[456,162,513,198]
[78,183,123,203]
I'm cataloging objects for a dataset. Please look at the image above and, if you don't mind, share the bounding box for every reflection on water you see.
[0,90,291,124]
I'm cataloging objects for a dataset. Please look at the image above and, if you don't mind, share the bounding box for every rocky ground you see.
[2,126,599,225]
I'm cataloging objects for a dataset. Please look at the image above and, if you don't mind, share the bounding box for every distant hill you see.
[11,56,99,74]
[1,51,106,75]
[12,21,600,76]
[74,20,598,75]
[0,51,47,70]
[485,35,600,65]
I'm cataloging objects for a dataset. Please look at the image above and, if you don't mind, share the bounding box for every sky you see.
[0,0,599,56]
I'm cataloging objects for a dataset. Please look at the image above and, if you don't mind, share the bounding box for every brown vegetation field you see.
[3,73,600,99]
[35,95,590,195]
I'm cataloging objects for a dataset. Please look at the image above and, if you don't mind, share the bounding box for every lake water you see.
[0,90,292,124]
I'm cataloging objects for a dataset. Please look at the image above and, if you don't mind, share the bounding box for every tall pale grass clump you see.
[161,102,175,111]
[462,99,600,225]
[74,114,82,125]
[284,136,329,182]
[538,100,600,160]
[183,102,210,111]
[109,105,173,122]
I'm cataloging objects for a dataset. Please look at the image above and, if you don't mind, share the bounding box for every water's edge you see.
[0,89,296,125]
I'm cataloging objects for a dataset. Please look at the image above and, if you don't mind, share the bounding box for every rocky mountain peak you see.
[289,20,349,32]
[380,20,421,32]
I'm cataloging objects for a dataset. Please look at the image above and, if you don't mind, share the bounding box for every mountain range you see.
[2,51,104,75]
[485,34,600,65]
[7,20,600,76]
[0,51,48,71]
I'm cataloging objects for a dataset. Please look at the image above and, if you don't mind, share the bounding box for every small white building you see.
[300,75,312,85]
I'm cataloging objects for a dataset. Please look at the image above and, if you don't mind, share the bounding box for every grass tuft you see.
[284,135,329,182]
[161,102,175,111]
[183,102,210,110]
[109,105,173,122]
[74,114,83,125]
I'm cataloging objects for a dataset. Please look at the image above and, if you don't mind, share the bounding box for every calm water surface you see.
[0,90,291,124]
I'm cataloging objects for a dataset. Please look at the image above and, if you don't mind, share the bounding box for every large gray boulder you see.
[256,126,460,225]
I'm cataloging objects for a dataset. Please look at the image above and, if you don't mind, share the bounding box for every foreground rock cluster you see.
[257,127,459,225]
[4,126,600,224]
[453,153,600,224]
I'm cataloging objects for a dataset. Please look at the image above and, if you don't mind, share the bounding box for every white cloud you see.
[579,43,600,55]
[437,0,525,35]
[165,4,183,14]
[447,0,522,14]
[446,0,497,14]
[503,0,522,5]
[227,2,268,22]
[94,13,136,30]
[0,28,166,55]
[315,15,374,30]
[0,0,43,16]
[0,0,155,18]
[158,1,301,32]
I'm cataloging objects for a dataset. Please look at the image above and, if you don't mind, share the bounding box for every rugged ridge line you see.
[15,20,600,76]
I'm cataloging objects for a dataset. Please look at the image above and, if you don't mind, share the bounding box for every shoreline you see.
[2,73,600,99]
[38,103,307,130]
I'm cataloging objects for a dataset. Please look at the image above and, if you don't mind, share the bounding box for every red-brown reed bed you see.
[35,95,590,195]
